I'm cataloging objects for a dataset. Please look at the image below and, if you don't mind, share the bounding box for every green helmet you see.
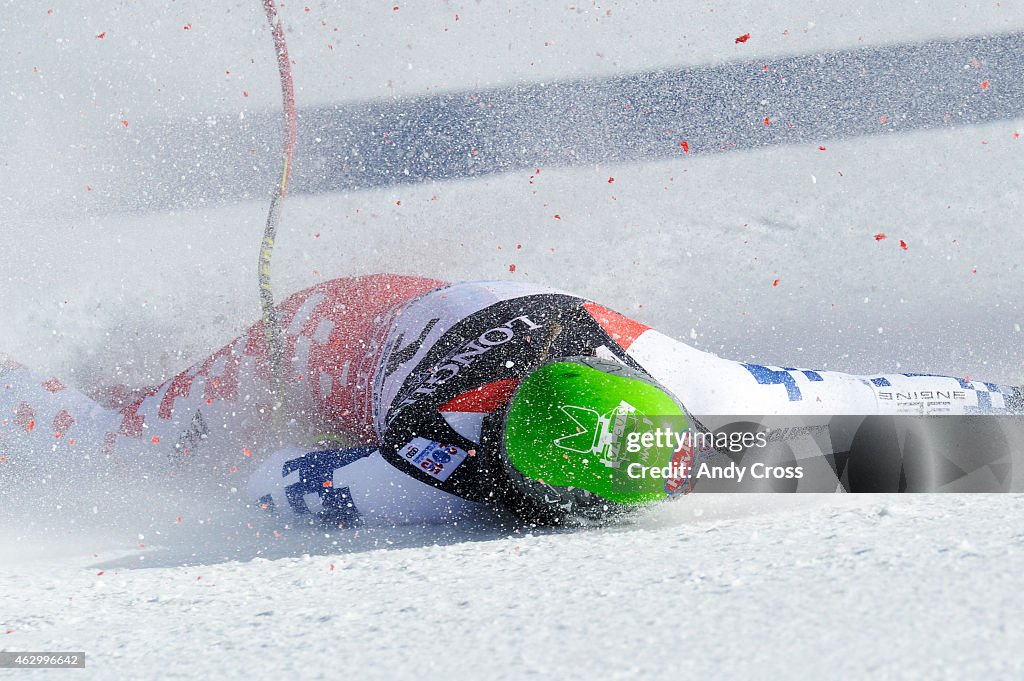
[492,356,693,521]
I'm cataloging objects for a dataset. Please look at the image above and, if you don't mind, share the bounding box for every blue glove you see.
[247,445,377,527]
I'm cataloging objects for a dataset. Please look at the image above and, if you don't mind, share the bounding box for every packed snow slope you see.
[2,2,1024,680]
[3,496,1024,680]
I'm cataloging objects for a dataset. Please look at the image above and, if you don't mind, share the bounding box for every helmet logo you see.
[554,400,652,469]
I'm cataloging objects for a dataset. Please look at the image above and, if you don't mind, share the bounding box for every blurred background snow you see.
[2,0,1022,388]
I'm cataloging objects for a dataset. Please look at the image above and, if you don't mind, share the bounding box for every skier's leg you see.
[625,330,881,415]
[852,372,1023,415]
[104,274,447,470]
[627,330,1023,416]
[1006,384,1023,413]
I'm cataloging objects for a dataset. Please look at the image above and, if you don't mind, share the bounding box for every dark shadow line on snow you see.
[88,513,601,571]
[123,30,1024,211]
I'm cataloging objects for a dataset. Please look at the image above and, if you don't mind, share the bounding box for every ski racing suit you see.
[2,274,1022,525]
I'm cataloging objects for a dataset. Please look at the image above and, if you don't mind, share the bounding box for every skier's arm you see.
[246,445,480,527]
[624,329,1022,416]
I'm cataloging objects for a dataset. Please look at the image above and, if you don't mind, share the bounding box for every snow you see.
[4,495,1024,679]
[4,118,1021,389]
[2,1,1023,678]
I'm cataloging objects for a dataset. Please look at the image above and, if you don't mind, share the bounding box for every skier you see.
[2,274,1021,525]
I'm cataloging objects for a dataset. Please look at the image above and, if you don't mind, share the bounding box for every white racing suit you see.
[2,274,1021,525]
